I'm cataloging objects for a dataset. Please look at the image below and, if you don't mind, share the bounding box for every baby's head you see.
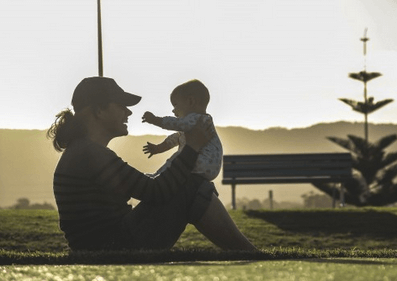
[170,79,210,118]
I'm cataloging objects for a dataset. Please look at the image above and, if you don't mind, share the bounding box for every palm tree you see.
[314,30,397,206]
[312,134,397,206]
[341,30,394,144]
[343,70,393,144]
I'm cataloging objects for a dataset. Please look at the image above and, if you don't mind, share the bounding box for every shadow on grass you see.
[305,258,397,265]
[164,261,255,266]
[244,209,397,239]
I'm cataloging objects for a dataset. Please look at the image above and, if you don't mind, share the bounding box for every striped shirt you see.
[53,138,197,249]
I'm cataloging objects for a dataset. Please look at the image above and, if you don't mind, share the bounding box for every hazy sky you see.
[1,0,397,135]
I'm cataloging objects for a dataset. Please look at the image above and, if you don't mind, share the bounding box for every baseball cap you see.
[72,77,141,112]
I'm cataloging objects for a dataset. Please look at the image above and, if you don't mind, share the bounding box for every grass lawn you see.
[1,207,397,265]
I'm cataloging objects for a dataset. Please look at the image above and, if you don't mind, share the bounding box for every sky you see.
[1,0,397,136]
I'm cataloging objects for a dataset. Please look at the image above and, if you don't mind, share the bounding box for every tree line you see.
[1,198,55,210]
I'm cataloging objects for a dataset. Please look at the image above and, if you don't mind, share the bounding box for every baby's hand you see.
[143,142,158,158]
[142,111,156,124]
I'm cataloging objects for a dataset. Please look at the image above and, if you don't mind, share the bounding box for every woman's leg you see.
[121,201,186,250]
[121,175,257,251]
[121,174,207,250]
[194,194,258,251]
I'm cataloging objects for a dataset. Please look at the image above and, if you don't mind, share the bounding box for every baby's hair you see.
[171,79,210,109]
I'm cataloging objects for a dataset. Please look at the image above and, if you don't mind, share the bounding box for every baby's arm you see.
[161,113,207,132]
[143,133,180,158]
[142,111,163,127]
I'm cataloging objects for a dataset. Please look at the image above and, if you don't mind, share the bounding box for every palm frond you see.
[347,135,370,156]
[338,99,365,113]
[381,151,397,168]
[348,71,382,82]
[367,99,394,114]
[354,102,368,114]
[340,98,394,114]
[377,163,397,186]
[373,134,397,152]
[339,98,359,108]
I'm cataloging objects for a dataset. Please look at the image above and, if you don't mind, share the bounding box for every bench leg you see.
[332,183,345,208]
[340,184,345,207]
[231,184,236,210]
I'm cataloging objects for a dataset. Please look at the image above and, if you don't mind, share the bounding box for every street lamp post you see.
[97,0,103,77]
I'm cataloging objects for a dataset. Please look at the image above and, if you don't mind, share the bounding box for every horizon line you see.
[1,120,397,136]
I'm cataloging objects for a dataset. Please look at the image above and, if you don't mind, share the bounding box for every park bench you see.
[222,153,353,209]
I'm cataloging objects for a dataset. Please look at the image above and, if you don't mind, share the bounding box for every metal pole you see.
[361,28,369,146]
[364,81,368,145]
[97,0,103,77]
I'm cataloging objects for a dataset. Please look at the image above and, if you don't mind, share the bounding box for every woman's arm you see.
[95,117,213,203]
[94,145,198,203]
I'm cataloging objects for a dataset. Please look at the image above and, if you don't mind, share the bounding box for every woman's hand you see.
[184,116,214,152]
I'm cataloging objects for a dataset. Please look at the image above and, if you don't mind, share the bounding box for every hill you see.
[1,121,396,208]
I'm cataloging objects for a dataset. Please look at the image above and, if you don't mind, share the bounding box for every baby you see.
[142,79,222,181]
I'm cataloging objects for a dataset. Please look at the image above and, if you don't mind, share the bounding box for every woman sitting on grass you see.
[47,76,257,251]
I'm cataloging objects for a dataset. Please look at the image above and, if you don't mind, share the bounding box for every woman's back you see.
[54,138,131,250]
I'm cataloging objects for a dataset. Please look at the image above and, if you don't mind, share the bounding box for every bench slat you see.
[223,153,352,162]
[223,162,352,171]
[224,169,351,179]
[222,176,351,184]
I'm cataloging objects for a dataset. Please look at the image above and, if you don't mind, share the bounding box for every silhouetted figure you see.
[142,79,222,182]
[47,76,256,251]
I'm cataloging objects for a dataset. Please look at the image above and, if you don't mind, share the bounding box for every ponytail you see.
[47,108,86,152]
